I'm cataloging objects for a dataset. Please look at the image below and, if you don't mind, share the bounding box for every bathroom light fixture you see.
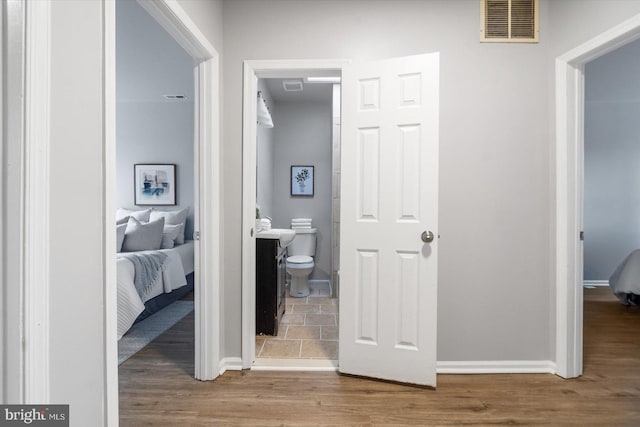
[305,76,341,83]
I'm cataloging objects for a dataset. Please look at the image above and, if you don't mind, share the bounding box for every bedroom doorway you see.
[115,0,197,369]
[106,0,221,423]
[582,39,640,292]
[556,14,640,379]
[581,36,640,370]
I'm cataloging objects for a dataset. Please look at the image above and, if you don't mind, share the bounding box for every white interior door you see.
[339,53,439,387]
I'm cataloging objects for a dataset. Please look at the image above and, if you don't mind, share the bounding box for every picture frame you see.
[291,165,314,197]
[134,163,176,206]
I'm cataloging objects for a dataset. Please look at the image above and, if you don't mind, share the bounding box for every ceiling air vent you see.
[282,80,303,92]
[480,0,538,43]
[163,94,188,100]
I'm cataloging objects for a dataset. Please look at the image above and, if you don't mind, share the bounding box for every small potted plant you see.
[296,168,309,192]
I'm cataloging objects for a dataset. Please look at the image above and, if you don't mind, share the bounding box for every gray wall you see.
[116,0,195,238]
[256,79,276,219]
[218,0,640,364]
[222,0,554,362]
[271,100,333,280]
[584,38,640,281]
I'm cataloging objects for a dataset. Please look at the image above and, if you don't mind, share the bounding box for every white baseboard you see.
[583,280,609,287]
[437,360,556,374]
[218,357,243,375]
[252,358,338,372]
[232,358,555,375]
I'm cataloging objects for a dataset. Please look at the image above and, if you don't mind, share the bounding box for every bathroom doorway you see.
[241,60,346,371]
[253,76,341,369]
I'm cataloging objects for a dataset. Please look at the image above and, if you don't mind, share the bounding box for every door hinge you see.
[194,231,201,241]
[580,231,584,241]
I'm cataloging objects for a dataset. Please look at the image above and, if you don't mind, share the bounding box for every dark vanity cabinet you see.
[256,238,287,335]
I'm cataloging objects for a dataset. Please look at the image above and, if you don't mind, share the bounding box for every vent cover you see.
[163,94,188,100]
[282,80,304,92]
[481,0,538,43]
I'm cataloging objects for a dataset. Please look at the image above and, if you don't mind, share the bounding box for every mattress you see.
[117,240,195,339]
[609,249,640,305]
[169,240,195,275]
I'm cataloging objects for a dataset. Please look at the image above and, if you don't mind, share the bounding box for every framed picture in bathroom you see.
[291,165,314,197]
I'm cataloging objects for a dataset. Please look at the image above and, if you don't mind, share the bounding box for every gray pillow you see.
[160,224,182,249]
[116,223,127,253]
[116,216,130,226]
[121,217,165,252]
[149,208,188,244]
[117,207,152,223]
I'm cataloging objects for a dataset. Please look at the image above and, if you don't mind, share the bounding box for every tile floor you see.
[256,295,339,360]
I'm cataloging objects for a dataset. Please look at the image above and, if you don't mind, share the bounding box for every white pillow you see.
[121,217,164,252]
[161,224,182,249]
[117,207,152,223]
[116,223,127,253]
[149,208,188,244]
[173,223,185,245]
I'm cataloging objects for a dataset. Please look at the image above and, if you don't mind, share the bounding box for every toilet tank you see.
[288,228,317,257]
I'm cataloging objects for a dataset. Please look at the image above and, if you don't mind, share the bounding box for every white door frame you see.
[105,0,221,424]
[555,13,640,379]
[1,0,52,404]
[241,59,348,369]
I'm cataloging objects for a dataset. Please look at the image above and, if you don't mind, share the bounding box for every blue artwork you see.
[291,165,314,197]
[135,164,176,206]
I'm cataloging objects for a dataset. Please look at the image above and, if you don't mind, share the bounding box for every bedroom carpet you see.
[118,300,194,364]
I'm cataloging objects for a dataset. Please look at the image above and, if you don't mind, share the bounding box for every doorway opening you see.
[105,0,221,422]
[581,36,640,370]
[555,13,640,379]
[115,0,197,370]
[253,77,341,369]
[241,60,347,371]
[242,54,440,388]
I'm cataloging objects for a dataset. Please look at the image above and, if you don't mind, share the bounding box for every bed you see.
[115,206,196,339]
[117,240,194,339]
[609,249,640,305]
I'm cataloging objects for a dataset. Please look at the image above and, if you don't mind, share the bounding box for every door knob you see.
[421,230,434,243]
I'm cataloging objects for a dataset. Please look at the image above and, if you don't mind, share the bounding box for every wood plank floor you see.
[119,287,640,426]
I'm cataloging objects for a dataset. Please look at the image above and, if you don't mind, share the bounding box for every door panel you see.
[339,53,439,387]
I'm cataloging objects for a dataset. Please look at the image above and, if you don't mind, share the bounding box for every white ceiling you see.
[264,78,335,103]
[116,0,194,103]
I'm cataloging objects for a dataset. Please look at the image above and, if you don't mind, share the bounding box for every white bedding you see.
[117,241,195,339]
[609,248,640,305]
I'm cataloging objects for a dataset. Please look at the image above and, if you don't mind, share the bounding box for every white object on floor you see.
[118,300,194,364]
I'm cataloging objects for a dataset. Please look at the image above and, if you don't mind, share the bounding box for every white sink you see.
[256,228,296,248]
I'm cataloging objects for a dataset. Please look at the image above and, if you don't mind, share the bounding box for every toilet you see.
[285,228,317,297]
